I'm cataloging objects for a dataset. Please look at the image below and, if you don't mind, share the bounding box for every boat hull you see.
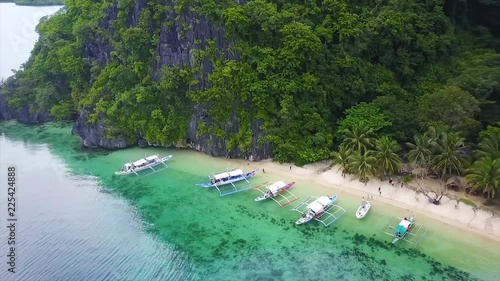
[254,194,269,202]
[355,202,371,219]
[196,170,256,187]
[391,237,401,244]
[296,215,314,225]
[115,155,172,175]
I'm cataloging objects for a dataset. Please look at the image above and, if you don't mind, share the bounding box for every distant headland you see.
[0,0,64,6]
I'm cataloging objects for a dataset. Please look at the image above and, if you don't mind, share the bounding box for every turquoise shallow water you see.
[0,121,499,281]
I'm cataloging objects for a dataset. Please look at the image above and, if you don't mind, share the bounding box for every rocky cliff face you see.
[0,90,11,121]
[0,89,51,123]
[72,109,128,148]
[72,0,272,160]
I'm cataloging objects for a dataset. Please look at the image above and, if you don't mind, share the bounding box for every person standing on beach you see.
[378,187,381,196]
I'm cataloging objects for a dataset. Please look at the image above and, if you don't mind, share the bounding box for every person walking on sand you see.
[290,166,292,170]
[378,187,381,196]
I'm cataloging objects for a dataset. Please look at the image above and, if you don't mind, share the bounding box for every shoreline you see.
[224,157,500,242]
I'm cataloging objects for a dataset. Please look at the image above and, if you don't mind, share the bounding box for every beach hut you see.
[446,177,461,191]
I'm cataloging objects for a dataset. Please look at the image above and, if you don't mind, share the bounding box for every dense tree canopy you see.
[1,0,499,170]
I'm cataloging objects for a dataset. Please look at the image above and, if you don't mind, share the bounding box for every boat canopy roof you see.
[213,169,244,180]
[145,155,159,161]
[316,196,332,207]
[307,201,325,213]
[228,169,244,177]
[133,159,148,166]
[399,219,411,228]
[268,181,287,192]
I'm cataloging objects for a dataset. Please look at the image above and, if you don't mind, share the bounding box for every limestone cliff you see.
[71,0,271,160]
[0,89,51,123]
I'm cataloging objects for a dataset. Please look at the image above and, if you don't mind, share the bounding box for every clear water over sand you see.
[0,121,499,281]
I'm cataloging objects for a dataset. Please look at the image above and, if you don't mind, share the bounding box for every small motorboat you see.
[355,200,371,219]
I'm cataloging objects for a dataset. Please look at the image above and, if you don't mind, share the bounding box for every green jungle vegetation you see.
[0,0,64,5]
[1,0,499,200]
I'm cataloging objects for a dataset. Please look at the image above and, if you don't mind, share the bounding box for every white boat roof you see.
[268,181,286,192]
[228,169,244,177]
[316,196,331,207]
[133,159,148,166]
[399,219,411,228]
[213,169,244,180]
[145,155,158,161]
[307,201,325,213]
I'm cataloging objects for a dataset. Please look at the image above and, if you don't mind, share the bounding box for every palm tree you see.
[374,136,402,176]
[431,131,469,178]
[466,157,500,199]
[405,134,433,169]
[475,133,500,160]
[347,151,377,184]
[331,144,351,176]
[341,124,375,155]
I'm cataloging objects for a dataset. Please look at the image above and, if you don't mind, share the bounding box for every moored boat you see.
[196,169,256,188]
[295,195,337,225]
[355,200,371,219]
[115,154,172,175]
[392,216,414,244]
[255,181,295,201]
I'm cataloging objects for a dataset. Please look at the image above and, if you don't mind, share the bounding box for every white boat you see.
[115,154,172,175]
[295,195,337,225]
[196,169,257,196]
[254,181,295,201]
[355,200,371,219]
[196,169,256,188]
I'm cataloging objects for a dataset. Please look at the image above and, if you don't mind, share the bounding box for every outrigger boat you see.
[382,212,429,246]
[196,169,257,196]
[392,217,414,244]
[355,200,371,219]
[115,154,172,176]
[254,181,298,207]
[291,195,346,227]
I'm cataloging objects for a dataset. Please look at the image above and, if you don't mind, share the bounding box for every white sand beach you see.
[228,158,500,241]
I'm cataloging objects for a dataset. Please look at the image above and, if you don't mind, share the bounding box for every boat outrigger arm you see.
[382,214,429,247]
[291,196,346,227]
[254,181,298,207]
[206,170,256,197]
[214,175,249,196]
[122,155,172,177]
[129,162,167,176]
